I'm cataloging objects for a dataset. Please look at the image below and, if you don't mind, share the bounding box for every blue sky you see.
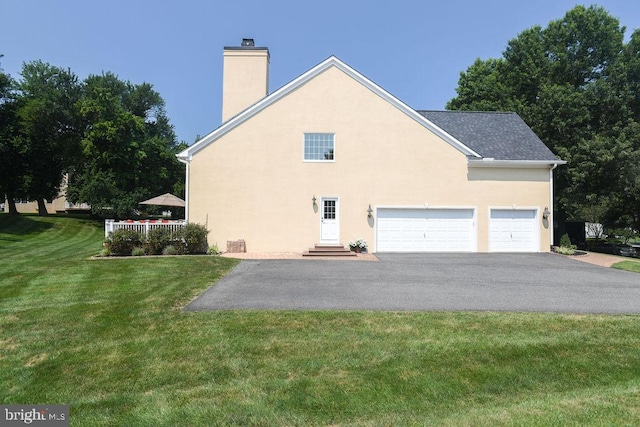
[2,1,640,144]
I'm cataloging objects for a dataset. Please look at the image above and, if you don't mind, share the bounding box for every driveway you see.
[185,253,640,314]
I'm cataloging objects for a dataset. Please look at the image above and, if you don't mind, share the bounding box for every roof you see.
[178,56,563,167]
[418,111,560,162]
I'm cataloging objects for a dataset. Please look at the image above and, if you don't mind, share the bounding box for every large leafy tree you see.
[447,5,640,232]
[0,58,25,215]
[67,72,184,218]
[14,61,82,215]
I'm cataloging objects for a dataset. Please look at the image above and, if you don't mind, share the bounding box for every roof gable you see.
[178,57,564,167]
[177,56,482,160]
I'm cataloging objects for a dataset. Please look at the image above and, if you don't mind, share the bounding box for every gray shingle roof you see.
[417,111,560,161]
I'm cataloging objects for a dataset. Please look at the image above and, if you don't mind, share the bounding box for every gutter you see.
[177,156,190,222]
[549,163,558,248]
[467,158,567,168]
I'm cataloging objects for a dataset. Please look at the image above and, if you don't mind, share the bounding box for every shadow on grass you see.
[0,214,55,240]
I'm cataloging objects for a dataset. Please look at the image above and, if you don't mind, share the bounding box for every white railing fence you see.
[104,219,187,238]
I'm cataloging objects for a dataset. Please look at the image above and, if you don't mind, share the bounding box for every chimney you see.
[222,38,270,122]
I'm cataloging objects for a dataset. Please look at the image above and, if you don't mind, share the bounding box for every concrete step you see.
[309,245,349,251]
[302,251,357,257]
[302,244,356,257]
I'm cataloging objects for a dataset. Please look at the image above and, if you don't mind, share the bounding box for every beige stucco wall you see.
[222,49,269,122]
[189,66,552,252]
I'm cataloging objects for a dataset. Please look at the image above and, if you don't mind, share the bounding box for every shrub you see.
[162,245,178,256]
[560,233,573,248]
[105,229,143,256]
[555,246,576,255]
[98,247,111,257]
[176,223,209,254]
[207,243,221,255]
[557,233,576,255]
[131,247,146,256]
[560,233,577,250]
[146,227,173,255]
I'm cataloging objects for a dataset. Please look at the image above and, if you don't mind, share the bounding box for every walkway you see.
[219,250,638,268]
[568,251,636,268]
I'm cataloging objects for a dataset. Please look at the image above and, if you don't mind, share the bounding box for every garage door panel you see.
[489,209,536,252]
[377,209,474,252]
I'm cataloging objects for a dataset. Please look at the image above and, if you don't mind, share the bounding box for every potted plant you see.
[349,238,368,253]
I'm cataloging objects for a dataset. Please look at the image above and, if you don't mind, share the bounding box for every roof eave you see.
[467,159,567,168]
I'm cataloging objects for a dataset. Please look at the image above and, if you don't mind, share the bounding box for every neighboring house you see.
[177,39,565,253]
[3,174,90,214]
[3,196,66,215]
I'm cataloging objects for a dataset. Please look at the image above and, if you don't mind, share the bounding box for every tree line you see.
[448,5,640,237]
[0,58,186,218]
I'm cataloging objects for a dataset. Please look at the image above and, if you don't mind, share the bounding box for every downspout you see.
[178,157,190,222]
[549,164,558,249]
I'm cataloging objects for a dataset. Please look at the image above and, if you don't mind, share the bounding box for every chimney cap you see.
[223,38,269,54]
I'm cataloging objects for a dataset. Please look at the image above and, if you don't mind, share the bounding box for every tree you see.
[448,5,640,234]
[543,5,624,88]
[67,73,184,218]
[0,59,25,215]
[15,61,82,215]
[502,26,548,107]
[446,58,518,111]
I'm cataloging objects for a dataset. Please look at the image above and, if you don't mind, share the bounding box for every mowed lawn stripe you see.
[2,214,640,426]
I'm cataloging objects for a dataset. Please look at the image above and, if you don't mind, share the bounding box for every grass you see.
[2,214,640,425]
[612,260,640,273]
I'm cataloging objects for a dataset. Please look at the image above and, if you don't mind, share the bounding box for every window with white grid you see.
[304,133,334,161]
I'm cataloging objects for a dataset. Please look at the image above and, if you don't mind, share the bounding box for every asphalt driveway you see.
[185,253,640,314]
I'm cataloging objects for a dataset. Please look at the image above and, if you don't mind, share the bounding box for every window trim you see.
[303,132,335,162]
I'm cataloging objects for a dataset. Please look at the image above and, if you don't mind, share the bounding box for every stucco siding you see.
[188,66,552,252]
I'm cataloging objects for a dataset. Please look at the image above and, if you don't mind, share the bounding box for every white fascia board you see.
[177,56,485,161]
[468,159,567,168]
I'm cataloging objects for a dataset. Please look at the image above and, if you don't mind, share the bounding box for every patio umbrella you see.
[139,193,185,207]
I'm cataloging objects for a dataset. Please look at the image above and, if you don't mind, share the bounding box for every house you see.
[2,196,65,214]
[3,196,90,215]
[177,39,565,253]
[3,175,90,214]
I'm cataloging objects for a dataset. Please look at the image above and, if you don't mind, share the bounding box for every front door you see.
[320,197,339,244]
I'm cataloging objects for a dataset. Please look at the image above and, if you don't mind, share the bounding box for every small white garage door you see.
[489,209,537,252]
[377,208,475,252]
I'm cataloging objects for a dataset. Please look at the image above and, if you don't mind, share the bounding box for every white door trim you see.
[320,197,339,244]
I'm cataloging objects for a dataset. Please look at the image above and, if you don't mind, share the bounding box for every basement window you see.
[304,133,334,161]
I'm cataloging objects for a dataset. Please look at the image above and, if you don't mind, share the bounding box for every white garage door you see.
[377,208,475,252]
[489,209,537,252]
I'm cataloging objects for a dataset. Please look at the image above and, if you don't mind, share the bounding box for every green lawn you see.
[2,214,640,426]
[612,260,640,273]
